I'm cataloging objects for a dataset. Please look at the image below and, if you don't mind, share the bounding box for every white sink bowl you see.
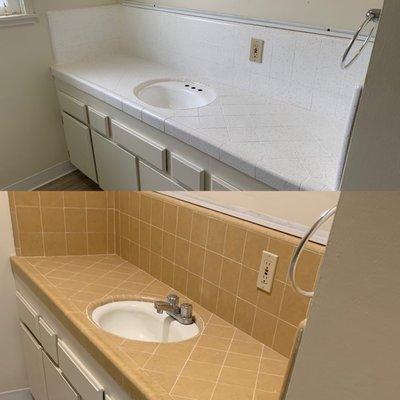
[134,79,216,110]
[91,301,199,343]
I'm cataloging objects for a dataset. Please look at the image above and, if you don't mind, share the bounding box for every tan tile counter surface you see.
[11,254,288,400]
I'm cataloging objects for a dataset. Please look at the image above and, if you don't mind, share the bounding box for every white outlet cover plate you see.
[257,251,278,293]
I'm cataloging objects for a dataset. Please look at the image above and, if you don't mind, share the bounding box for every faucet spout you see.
[153,294,194,325]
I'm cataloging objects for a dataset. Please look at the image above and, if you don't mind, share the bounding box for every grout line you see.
[208,326,237,399]
[168,309,215,396]
[61,193,68,254]
[37,194,46,256]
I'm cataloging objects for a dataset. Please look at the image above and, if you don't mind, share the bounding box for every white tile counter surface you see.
[52,55,346,190]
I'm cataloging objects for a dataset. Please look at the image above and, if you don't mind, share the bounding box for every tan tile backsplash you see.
[113,192,325,358]
[9,190,325,358]
[9,192,115,257]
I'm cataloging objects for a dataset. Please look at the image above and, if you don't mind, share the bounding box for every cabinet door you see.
[62,112,98,183]
[92,131,139,190]
[20,323,48,400]
[43,352,79,400]
[139,161,186,191]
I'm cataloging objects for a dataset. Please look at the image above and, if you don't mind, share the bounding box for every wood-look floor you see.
[36,170,101,191]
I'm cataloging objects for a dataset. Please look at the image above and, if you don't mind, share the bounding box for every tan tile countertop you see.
[11,255,288,400]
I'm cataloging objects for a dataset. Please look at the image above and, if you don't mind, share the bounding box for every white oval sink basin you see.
[134,79,216,110]
[91,301,199,343]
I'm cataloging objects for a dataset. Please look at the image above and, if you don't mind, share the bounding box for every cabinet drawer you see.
[211,175,239,191]
[58,91,88,124]
[111,121,167,171]
[139,161,186,191]
[170,153,205,190]
[43,352,79,400]
[92,131,139,190]
[62,112,98,183]
[39,318,58,364]
[16,291,40,338]
[20,323,48,400]
[58,340,104,400]
[88,107,109,137]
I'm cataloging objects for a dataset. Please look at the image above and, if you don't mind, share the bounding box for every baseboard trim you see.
[1,161,76,191]
[0,388,30,400]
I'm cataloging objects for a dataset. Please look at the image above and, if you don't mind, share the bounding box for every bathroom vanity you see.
[12,255,288,400]
[47,4,371,192]
[55,77,271,192]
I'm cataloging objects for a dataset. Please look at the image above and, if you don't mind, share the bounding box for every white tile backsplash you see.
[48,3,372,134]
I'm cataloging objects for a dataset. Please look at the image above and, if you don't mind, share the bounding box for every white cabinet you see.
[43,353,79,400]
[170,153,205,190]
[58,340,104,400]
[211,175,239,191]
[139,161,186,191]
[92,131,139,190]
[62,112,98,183]
[20,323,48,400]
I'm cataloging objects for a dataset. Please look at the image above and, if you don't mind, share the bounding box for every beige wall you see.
[139,0,384,31]
[0,0,117,189]
[285,191,400,399]
[0,192,27,393]
[166,192,339,240]
[342,0,400,190]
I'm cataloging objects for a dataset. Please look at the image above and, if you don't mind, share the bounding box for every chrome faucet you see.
[154,294,194,325]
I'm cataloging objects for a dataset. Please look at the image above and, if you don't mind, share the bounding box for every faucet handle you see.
[167,293,179,308]
[180,303,193,320]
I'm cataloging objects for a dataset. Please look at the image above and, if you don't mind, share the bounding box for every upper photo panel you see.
[2,0,396,192]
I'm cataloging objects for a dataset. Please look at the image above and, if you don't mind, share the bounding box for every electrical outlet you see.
[257,251,278,293]
[249,38,264,63]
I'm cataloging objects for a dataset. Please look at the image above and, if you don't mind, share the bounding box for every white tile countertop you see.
[52,54,348,190]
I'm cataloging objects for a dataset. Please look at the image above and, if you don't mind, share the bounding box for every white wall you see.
[0,193,26,394]
[0,0,117,189]
[285,191,400,400]
[137,0,384,31]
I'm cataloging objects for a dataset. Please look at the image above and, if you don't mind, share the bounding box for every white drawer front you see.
[170,153,205,190]
[211,175,239,191]
[58,91,88,124]
[43,352,79,400]
[39,318,59,364]
[16,292,40,338]
[88,107,109,137]
[111,121,167,171]
[92,131,139,191]
[58,340,104,400]
[139,161,186,191]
